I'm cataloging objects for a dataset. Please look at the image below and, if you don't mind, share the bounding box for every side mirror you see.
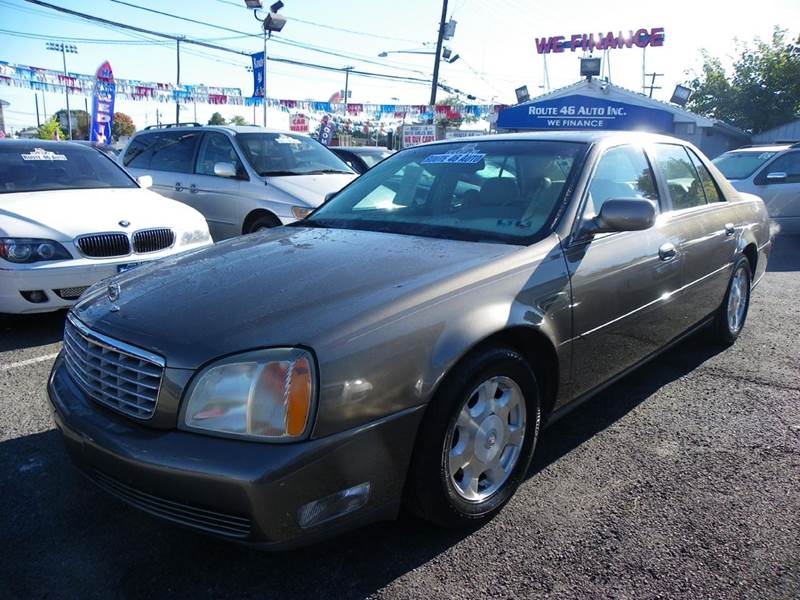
[213,161,237,178]
[766,171,787,181]
[136,175,153,189]
[585,199,656,234]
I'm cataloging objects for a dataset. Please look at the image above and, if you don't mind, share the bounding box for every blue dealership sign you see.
[498,94,674,133]
[251,51,265,97]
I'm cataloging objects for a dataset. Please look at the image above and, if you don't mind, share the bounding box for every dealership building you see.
[497,79,750,157]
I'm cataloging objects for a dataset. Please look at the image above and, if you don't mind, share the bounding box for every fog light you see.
[297,482,371,529]
[20,290,48,303]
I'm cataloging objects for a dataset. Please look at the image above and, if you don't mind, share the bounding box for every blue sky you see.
[1,0,798,132]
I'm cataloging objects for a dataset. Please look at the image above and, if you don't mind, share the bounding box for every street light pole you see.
[176,38,182,125]
[429,0,448,107]
[343,66,353,115]
[248,1,287,128]
[45,41,77,139]
[262,28,268,127]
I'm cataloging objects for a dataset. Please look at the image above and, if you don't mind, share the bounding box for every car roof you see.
[335,146,393,153]
[133,125,307,137]
[417,130,695,147]
[723,144,792,153]
[0,139,95,151]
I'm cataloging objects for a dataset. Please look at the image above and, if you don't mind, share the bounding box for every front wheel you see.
[710,256,752,345]
[405,347,541,528]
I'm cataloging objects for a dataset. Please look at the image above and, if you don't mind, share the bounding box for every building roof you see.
[518,79,749,138]
[752,119,800,144]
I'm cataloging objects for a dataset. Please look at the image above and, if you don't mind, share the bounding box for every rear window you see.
[123,131,202,174]
[713,151,779,180]
[0,144,137,194]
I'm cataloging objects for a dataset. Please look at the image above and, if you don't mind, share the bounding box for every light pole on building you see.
[45,41,78,139]
[246,0,287,128]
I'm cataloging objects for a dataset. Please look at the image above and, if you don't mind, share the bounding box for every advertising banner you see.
[290,113,309,133]
[402,124,436,148]
[318,115,336,146]
[89,61,115,143]
[251,51,265,97]
[497,94,674,132]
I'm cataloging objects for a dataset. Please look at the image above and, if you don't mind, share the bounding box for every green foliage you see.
[687,28,800,133]
[37,118,65,141]
[111,112,136,141]
[53,109,90,140]
[229,115,248,126]
[208,112,227,125]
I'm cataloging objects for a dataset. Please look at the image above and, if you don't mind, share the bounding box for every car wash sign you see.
[497,94,674,132]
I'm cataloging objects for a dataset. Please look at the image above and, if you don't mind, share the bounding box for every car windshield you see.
[713,150,780,180]
[354,149,393,168]
[0,144,137,194]
[305,140,587,245]
[236,132,353,176]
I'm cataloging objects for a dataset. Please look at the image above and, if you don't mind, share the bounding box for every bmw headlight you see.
[182,348,316,441]
[0,238,72,264]
[180,228,211,245]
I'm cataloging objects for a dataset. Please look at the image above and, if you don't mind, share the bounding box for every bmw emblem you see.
[118,219,130,228]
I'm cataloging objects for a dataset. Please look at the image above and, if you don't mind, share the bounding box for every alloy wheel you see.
[727,264,749,334]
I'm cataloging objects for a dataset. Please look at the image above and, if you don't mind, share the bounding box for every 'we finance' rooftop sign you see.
[535,27,664,54]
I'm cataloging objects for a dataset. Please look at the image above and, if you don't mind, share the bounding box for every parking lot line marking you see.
[1,352,60,372]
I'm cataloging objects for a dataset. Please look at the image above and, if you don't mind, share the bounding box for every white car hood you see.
[267,173,357,207]
[0,187,207,240]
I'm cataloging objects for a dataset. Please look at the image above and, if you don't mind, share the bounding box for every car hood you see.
[267,173,356,207]
[0,187,206,240]
[73,226,521,369]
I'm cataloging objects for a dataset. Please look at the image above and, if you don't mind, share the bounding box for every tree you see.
[687,28,800,133]
[229,115,248,126]
[38,117,65,141]
[54,109,90,140]
[208,112,226,125]
[112,112,136,141]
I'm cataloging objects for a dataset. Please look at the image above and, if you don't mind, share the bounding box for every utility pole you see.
[46,42,78,139]
[429,0,448,107]
[34,94,41,128]
[176,38,182,125]
[262,28,268,127]
[645,72,663,98]
[343,66,353,115]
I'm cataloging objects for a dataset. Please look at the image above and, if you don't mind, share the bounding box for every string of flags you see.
[0,61,505,119]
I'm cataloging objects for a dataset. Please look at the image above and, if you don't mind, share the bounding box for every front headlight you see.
[0,238,72,264]
[180,228,211,245]
[182,348,316,441]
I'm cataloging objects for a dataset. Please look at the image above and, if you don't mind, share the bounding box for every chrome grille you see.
[77,233,130,258]
[133,228,174,254]
[62,315,164,420]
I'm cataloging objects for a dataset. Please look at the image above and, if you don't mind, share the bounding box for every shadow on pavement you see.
[0,328,728,600]
[767,234,800,272]
[0,309,66,353]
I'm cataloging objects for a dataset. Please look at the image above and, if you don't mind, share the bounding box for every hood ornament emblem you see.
[107,282,121,312]
[118,219,130,227]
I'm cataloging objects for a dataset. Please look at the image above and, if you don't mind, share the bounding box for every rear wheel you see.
[710,256,752,345]
[405,347,541,527]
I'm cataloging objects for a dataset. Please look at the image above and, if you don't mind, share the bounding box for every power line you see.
[211,0,425,44]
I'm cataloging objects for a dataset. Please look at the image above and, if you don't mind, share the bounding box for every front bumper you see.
[48,356,424,549]
[0,243,209,314]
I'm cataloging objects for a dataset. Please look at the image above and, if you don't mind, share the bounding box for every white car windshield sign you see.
[275,134,302,145]
[421,143,485,165]
[21,148,68,161]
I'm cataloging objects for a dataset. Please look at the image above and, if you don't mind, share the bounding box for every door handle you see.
[658,242,678,261]
[724,223,736,236]
[189,184,198,194]
[174,182,184,192]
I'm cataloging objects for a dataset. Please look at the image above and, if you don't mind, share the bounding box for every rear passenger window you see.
[687,149,723,202]
[584,145,658,218]
[653,144,707,210]
[122,131,201,174]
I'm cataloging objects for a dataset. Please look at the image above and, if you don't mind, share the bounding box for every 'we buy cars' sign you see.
[402,125,436,148]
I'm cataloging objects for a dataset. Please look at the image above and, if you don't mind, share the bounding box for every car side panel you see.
[308,235,573,438]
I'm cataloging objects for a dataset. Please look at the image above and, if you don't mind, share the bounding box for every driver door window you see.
[584,145,659,220]
[196,133,245,178]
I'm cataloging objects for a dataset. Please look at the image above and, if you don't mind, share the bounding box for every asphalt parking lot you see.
[1,236,798,600]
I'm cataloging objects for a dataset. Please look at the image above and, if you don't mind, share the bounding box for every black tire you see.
[710,256,752,345]
[246,214,280,233]
[405,346,542,528]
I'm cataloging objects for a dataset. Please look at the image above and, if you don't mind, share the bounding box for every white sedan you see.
[0,141,212,314]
